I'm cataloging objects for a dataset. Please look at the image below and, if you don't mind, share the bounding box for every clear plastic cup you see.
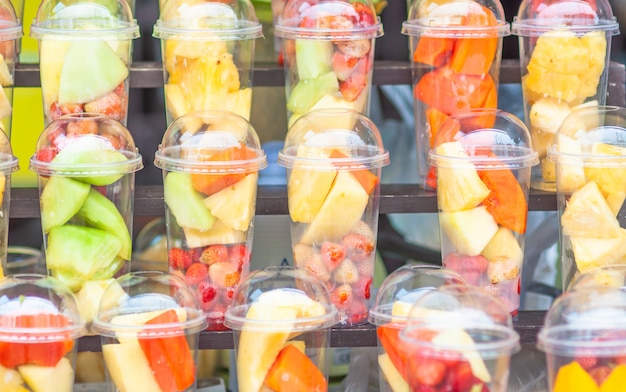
[0,0,20,137]
[30,0,140,126]
[277,108,389,326]
[92,271,207,392]
[0,274,84,392]
[274,0,383,129]
[512,0,620,192]
[368,265,467,392]
[400,285,520,392]
[537,286,626,391]
[569,264,626,291]
[271,0,285,64]
[402,0,510,190]
[429,109,538,315]
[547,105,626,290]
[153,0,263,126]
[224,266,338,392]
[154,110,267,331]
[0,129,17,276]
[29,113,143,326]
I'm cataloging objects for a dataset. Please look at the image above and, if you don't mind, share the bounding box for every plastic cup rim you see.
[0,24,23,40]
[511,16,620,37]
[537,325,626,356]
[0,153,19,174]
[547,146,626,167]
[29,152,143,176]
[30,20,140,40]
[224,304,339,332]
[277,149,389,170]
[153,19,263,40]
[274,19,383,39]
[402,19,511,38]
[429,148,539,170]
[154,149,268,173]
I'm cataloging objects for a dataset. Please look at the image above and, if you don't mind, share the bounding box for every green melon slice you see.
[40,176,91,233]
[58,39,129,104]
[164,171,215,231]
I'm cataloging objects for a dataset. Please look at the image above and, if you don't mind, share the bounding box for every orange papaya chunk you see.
[264,344,327,392]
[329,149,379,195]
[413,36,455,67]
[478,163,528,234]
[190,145,258,196]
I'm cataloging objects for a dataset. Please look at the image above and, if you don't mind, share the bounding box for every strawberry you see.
[589,365,612,386]
[303,254,331,282]
[332,51,359,81]
[168,248,192,270]
[228,244,250,271]
[197,281,218,311]
[66,119,98,137]
[336,39,372,59]
[444,253,489,273]
[208,261,240,288]
[413,358,446,387]
[84,91,123,121]
[344,300,368,325]
[333,259,359,284]
[48,102,83,121]
[443,360,476,391]
[342,232,375,262]
[575,356,598,370]
[350,220,375,241]
[293,243,314,267]
[338,72,367,102]
[35,146,58,163]
[188,247,204,263]
[320,241,346,272]
[353,275,372,300]
[200,245,229,266]
[331,284,353,308]
[185,262,209,286]
[354,257,374,276]
[353,1,376,26]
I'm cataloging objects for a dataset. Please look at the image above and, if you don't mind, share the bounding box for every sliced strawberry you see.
[442,360,476,391]
[208,261,240,288]
[336,39,371,59]
[320,241,346,272]
[589,366,612,386]
[84,91,123,121]
[342,232,375,262]
[168,248,192,270]
[332,51,360,81]
[35,146,58,163]
[200,245,229,266]
[197,281,218,311]
[228,244,250,271]
[353,1,376,26]
[344,299,368,325]
[331,284,353,309]
[353,275,372,300]
[185,262,209,286]
[575,356,598,370]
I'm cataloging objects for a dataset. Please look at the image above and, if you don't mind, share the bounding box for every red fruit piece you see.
[48,102,83,121]
[353,1,376,26]
[589,365,612,386]
[66,119,98,137]
[443,361,476,391]
[344,299,368,325]
[411,358,446,387]
[320,241,346,271]
[197,281,218,307]
[353,275,372,300]
[209,261,240,288]
[338,67,367,101]
[168,248,192,270]
[84,91,123,121]
[228,244,251,271]
[331,51,359,81]
[342,232,375,262]
[333,259,359,284]
[377,324,408,380]
[331,284,353,308]
[575,356,598,370]
[200,245,229,266]
[444,253,489,273]
[35,146,58,163]
[303,254,331,282]
[185,262,209,286]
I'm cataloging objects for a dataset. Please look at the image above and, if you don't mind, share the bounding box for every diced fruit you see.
[585,143,626,197]
[40,176,91,233]
[203,173,258,231]
[164,171,215,231]
[487,256,520,284]
[102,342,162,392]
[185,262,209,286]
[481,227,523,266]
[164,83,189,120]
[208,261,240,289]
[299,171,369,245]
[553,361,599,392]
[190,145,257,196]
[378,353,409,392]
[169,248,193,270]
[287,88,368,130]
[46,224,122,280]
[432,328,491,383]
[561,181,621,238]
[329,150,379,195]
[333,259,359,284]
[295,39,333,80]
[183,219,247,248]
[556,134,586,192]
[18,357,73,392]
[529,97,572,135]
[75,279,124,324]
[264,344,327,392]
[478,165,528,234]
[39,39,71,108]
[439,206,499,256]
[0,363,23,390]
[287,71,339,114]
[413,36,455,67]
[601,365,626,391]
[224,88,253,120]
[320,241,346,271]
[58,39,129,104]
[75,187,132,260]
[199,245,229,266]
[570,229,626,273]
[435,141,491,212]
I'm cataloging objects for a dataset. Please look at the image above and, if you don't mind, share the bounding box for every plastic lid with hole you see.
[547,105,626,168]
[0,128,18,175]
[0,0,22,41]
[512,0,619,37]
[224,266,339,332]
[277,108,389,171]
[29,113,143,177]
[30,0,139,39]
[429,109,539,170]
[274,0,383,40]
[0,274,84,342]
[368,265,467,326]
[154,0,262,40]
[154,111,267,174]
[91,271,207,339]
[537,286,626,356]
[400,285,520,359]
[402,0,510,38]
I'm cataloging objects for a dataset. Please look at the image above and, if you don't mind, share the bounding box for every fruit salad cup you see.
[537,286,626,392]
[30,0,139,126]
[547,106,626,290]
[154,111,267,331]
[429,109,538,315]
[277,108,389,326]
[512,0,619,192]
[224,266,338,392]
[400,285,520,392]
[0,274,84,392]
[154,0,263,126]
[0,0,20,137]
[29,113,143,326]
[0,129,17,277]
[274,0,383,129]
[92,271,207,392]
[369,265,467,392]
[402,0,510,190]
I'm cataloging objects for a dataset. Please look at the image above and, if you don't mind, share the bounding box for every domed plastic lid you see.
[154,111,267,173]
[91,271,207,339]
[400,286,520,359]
[369,265,467,326]
[569,264,626,291]
[277,108,389,171]
[0,129,19,175]
[429,109,539,170]
[0,274,84,342]
[29,113,143,177]
[512,0,619,36]
[547,106,626,168]
[154,0,262,40]
[224,266,339,332]
[274,0,383,40]
[537,286,626,356]
[0,0,23,41]
[402,0,510,38]
[31,0,139,39]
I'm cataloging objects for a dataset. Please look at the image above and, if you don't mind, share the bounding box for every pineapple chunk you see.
[439,206,499,256]
[555,134,586,193]
[203,173,258,231]
[434,141,490,213]
[584,143,626,196]
[529,97,572,135]
[39,39,71,108]
[561,181,621,238]
[0,54,12,87]
[183,219,247,248]
[570,229,626,273]
[164,83,190,120]
[224,88,252,121]
[481,227,523,267]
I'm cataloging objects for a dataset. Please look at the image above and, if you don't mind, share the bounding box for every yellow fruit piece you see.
[378,353,409,392]
[224,88,252,121]
[0,54,12,87]
[164,83,190,120]
[481,227,523,266]
[600,364,626,392]
[553,361,599,392]
[102,342,162,392]
[584,143,626,196]
[0,363,24,390]
[432,328,491,383]
[203,173,258,231]
[555,134,585,193]
[440,206,499,256]
[434,141,491,213]
[531,127,555,159]
[561,181,621,238]
[606,189,626,216]
[18,358,74,392]
[570,229,626,273]
[39,39,71,108]
[183,219,247,248]
[529,97,572,135]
